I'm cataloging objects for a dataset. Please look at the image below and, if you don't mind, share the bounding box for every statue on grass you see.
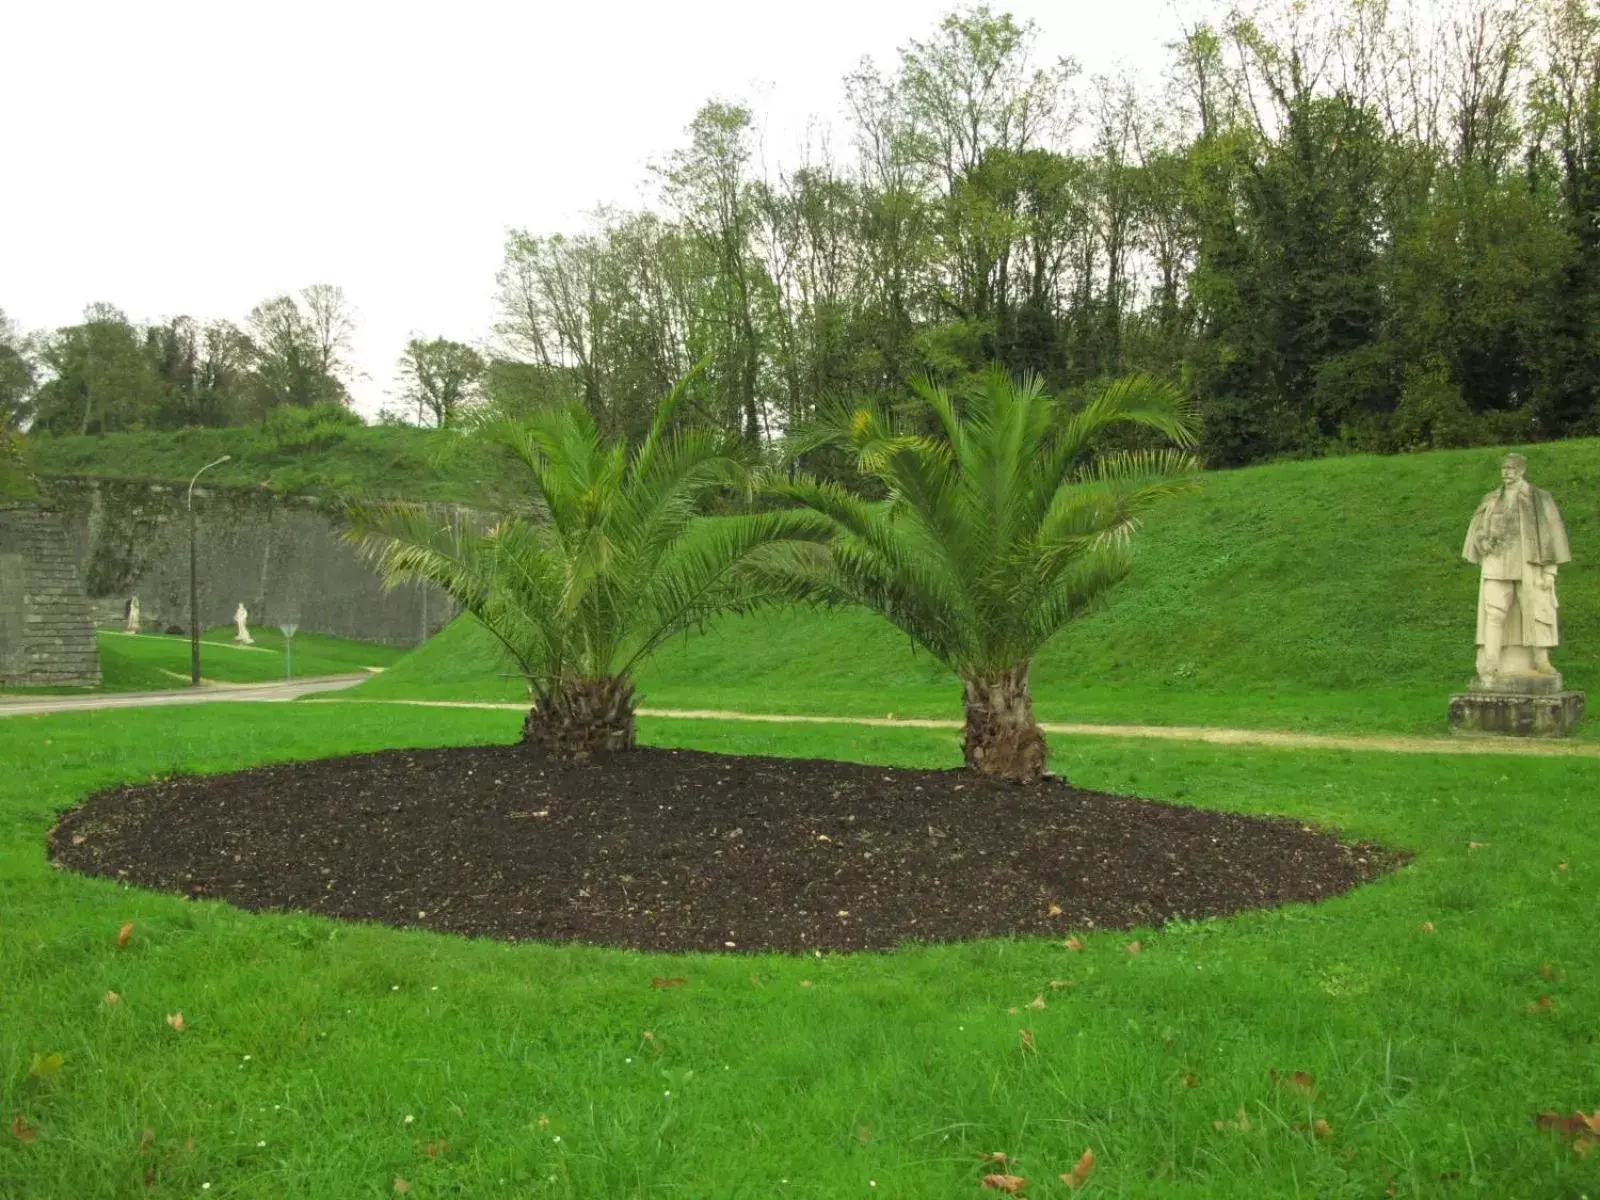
[1451,453,1584,735]
[124,595,140,635]
[233,602,254,645]
[1462,454,1569,684]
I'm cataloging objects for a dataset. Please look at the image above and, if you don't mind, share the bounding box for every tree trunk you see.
[521,675,636,761]
[961,664,1049,784]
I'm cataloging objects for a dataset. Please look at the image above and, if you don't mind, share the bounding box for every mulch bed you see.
[48,745,1407,954]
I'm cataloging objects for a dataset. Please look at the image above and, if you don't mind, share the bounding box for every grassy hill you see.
[25,423,506,503]
[358,438,1600,736]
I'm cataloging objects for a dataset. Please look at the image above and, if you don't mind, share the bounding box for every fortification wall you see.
[0,505,102,687]
[38,478,456,646]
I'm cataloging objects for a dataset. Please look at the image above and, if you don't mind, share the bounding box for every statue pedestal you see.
[1449,686,1585,737]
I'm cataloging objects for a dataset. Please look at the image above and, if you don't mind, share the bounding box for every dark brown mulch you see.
[48,745,1407,954]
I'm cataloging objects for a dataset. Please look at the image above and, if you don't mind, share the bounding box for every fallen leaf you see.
[394,1179,410,1193]
[117,922,134,949]
[750,975,762,987]
[1007,1007,1019,1014]
[978,1152,1011,1165]
[856,1126,871,1144]
[1271,1069,1315,1096]
[10,1113,38,1144]
[423,1140,447,1158]
[1528,995,1555,1013]
[1536,1110,1600,1137]
[651,977,686,989]
[1468,841,1487,849]
[980,1173,1027,1193]
[144,1168,156,1189]
[1019,1029,1036,1054]
[104,991,120,1006]
[165,1012,186,1032]
[1182,1073,1199,1088]
[28,1052,63,1079]
[1061,1147,1095,1190]
[1557,861,1569,872]
[71,834,86,846]
[1049,979,1074,990]
[798,980,812,988]
[1420,921,1436,933]
[536,1115,550,1130]
[1214,1105,1252,1132]
[1126,940,1143,955]
[1047,904,1063,917]
[1313,1119,1333,1139]
[1540,963,1566,981]
[139,1127,155,1153]
[183,1138,193,1153]
[1026,995,1046,1011]
[1065,937,1086,952]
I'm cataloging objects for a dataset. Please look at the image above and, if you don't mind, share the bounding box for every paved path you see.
[0,675,369,718]
[6,681,1597,756]
[318,698,1600,759]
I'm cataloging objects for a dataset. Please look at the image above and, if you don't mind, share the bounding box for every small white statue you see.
[233,602,255,645]
[124,595,141,635]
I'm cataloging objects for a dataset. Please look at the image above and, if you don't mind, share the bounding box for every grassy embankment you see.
[359,438,1600,737]
[1,630,405,696]
[1,705,1596,1196]
[26,423,505,503]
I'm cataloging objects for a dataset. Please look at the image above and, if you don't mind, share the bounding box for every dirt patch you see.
[49,745,1407,953]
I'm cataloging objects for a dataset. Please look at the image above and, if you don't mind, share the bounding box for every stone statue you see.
[1462,453,1569,684]
[124,595,140,635]
[1451,453,1584,736]
[233,602,254,645]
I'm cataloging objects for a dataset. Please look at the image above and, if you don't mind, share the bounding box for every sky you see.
[3,0,1183,417]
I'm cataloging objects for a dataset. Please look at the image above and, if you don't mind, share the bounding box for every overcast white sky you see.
[3,0,1182,416]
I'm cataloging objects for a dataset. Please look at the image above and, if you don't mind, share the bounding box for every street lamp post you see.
[188,455,232,687]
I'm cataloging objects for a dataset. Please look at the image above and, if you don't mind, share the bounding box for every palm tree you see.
[349,385,828,759]
[774,367,1199,784]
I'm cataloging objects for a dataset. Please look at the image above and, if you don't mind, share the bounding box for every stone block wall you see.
[0,505,102,687]
[38,478,457,646]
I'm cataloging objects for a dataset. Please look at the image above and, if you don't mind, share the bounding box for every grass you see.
[360,437,1600,738]
[0,631,406,697]
[2,703,1598,1196]
[25,424,509,504]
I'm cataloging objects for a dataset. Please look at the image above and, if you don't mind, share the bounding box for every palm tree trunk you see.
[961,664,1049,784]
[522,675,636,761]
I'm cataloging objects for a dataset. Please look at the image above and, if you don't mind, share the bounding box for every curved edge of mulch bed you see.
[47,744,1412,955]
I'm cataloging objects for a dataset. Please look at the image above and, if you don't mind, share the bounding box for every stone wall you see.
[38,477,457,646]
[0,505,102,687]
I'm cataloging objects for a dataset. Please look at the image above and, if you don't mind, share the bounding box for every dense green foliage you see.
[3,704,1598,1195]
[363,436,1600,736]
[484,1,1600,466]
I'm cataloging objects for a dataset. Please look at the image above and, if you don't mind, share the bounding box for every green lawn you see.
[2,704,1597,1196]
[27,424,511,504]
[1,630,408,696]
[360,437,1600,739]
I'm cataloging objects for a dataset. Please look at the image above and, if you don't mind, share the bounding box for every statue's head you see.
[1501,453,1527,486]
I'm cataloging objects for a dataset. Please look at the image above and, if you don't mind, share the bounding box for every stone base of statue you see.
[1451,649,1584,736]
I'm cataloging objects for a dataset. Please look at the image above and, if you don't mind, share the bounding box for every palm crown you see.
[775,366,1200,780]
[350,385,828,756]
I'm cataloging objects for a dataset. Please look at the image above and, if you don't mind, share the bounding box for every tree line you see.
[8,0,1600,468]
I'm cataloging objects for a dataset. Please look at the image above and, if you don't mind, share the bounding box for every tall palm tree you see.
[774,366,1199,784]
[349,385,828,759]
